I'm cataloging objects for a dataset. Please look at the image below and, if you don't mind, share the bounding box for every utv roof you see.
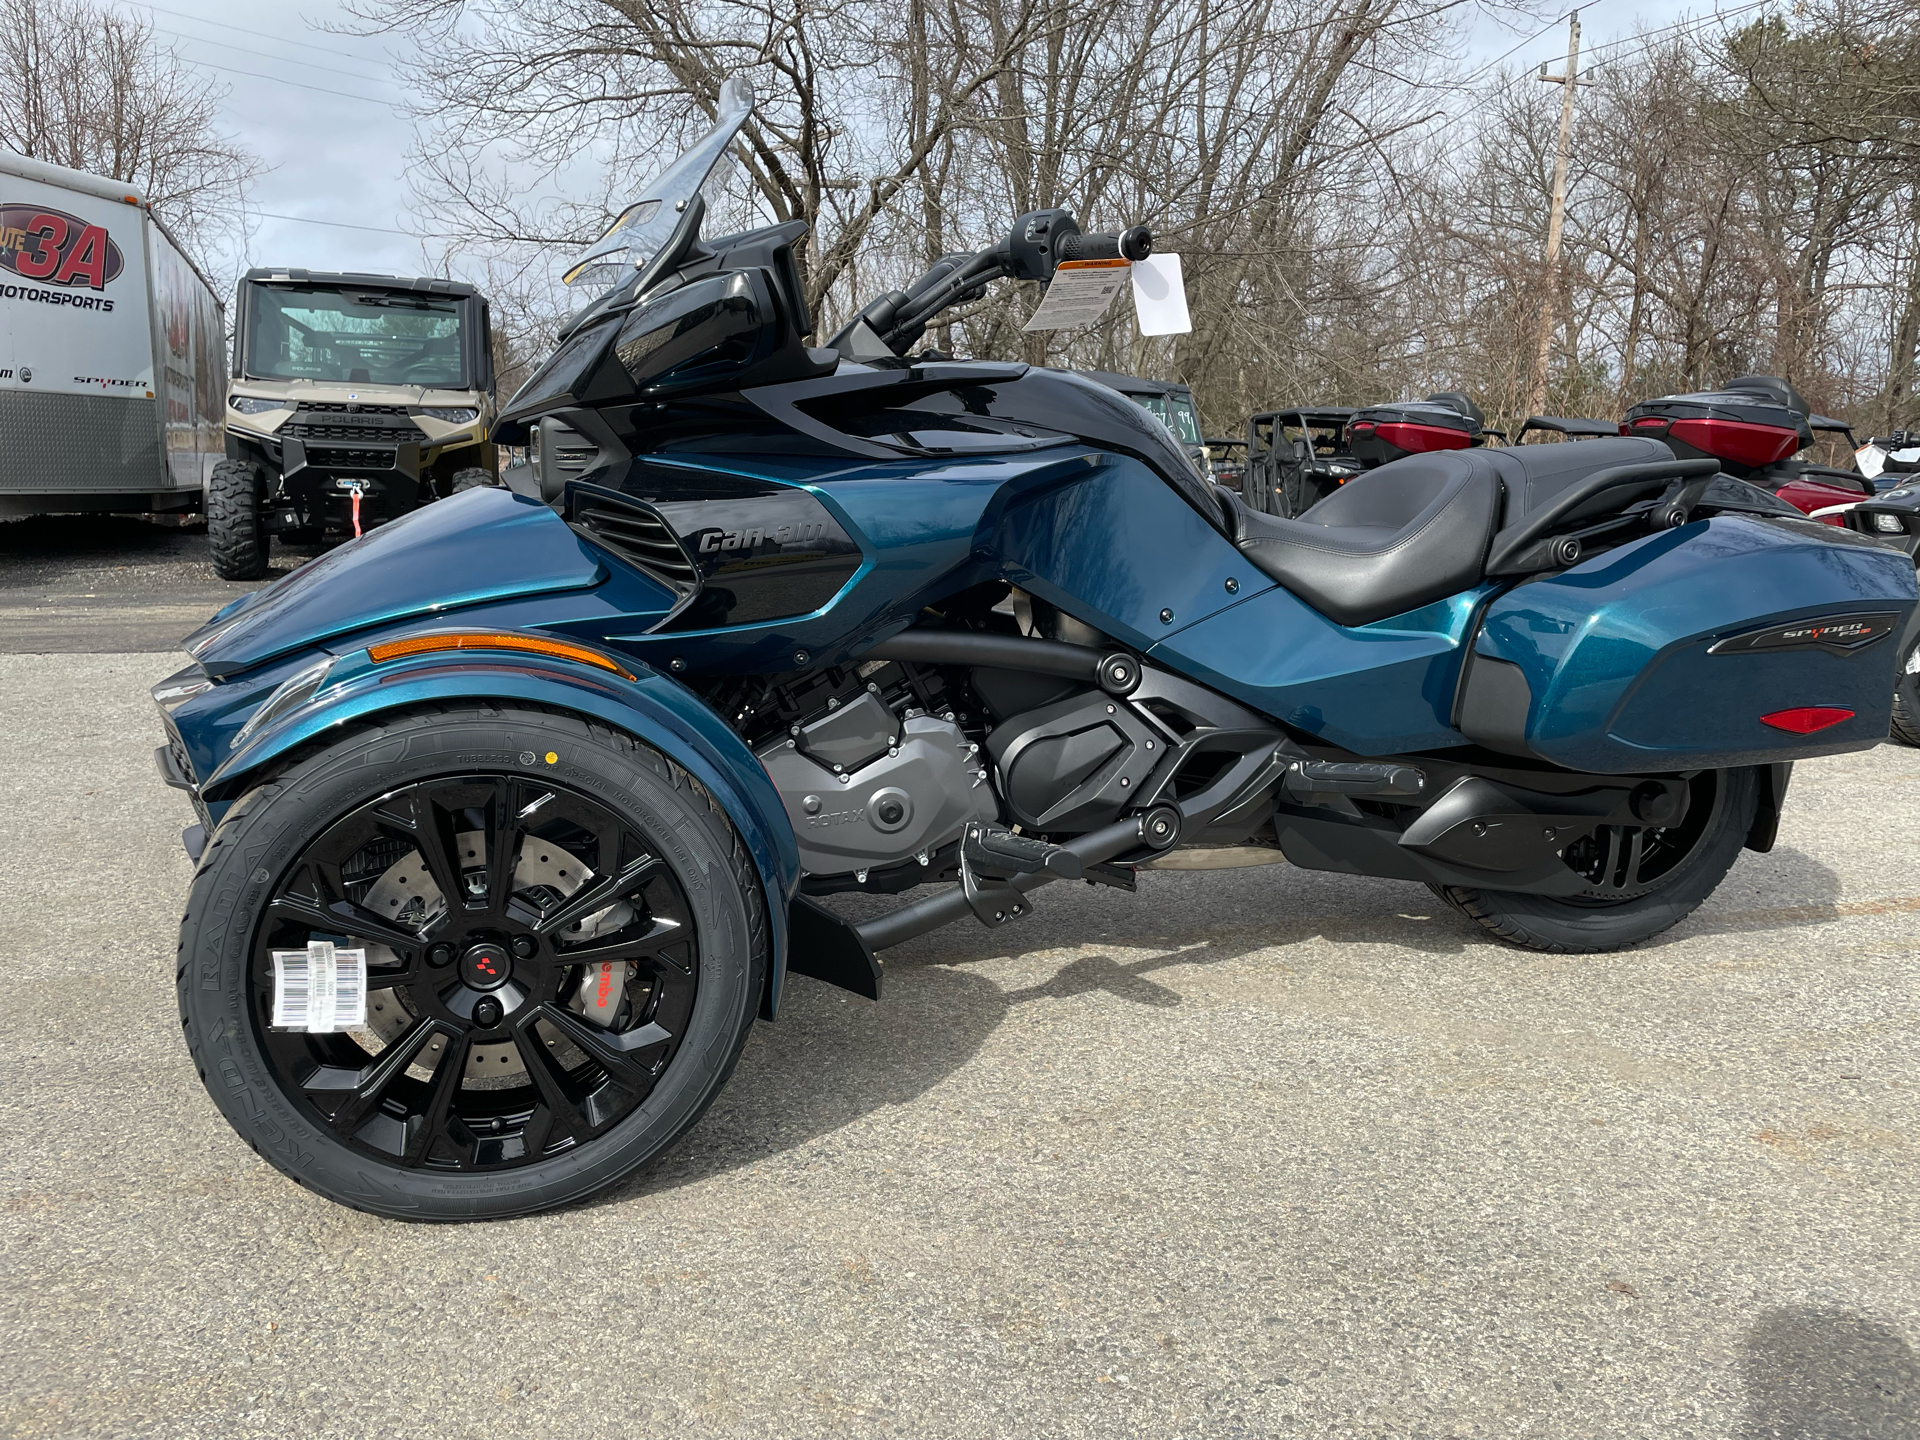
[243,267,481,299]
[1077,370,1192,399]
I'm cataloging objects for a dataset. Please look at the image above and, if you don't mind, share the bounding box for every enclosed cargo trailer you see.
[0,151,223,518]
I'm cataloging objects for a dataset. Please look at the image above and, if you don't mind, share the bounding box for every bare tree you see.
[0,0,260,274]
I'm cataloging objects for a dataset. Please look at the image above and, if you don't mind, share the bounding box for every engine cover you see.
[757,713,997,877]
[987,690,1163,832]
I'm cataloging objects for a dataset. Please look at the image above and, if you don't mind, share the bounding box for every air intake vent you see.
[567,487,701,596]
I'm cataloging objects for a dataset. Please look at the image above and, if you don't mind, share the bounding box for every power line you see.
[153,26,403,86]
[176,54,398,104]
[118,0,385,64]
[249,209,440,237]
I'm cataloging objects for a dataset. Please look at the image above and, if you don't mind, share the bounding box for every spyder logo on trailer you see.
[0,205,125,290]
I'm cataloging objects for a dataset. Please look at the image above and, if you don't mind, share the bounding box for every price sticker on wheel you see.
[271,940,367,1032]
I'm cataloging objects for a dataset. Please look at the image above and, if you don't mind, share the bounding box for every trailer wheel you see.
[208,460,271,581]
[449,467,497,494]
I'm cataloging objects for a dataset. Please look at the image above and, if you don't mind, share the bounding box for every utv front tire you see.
[207,459,270,580]
[449,467,496,494]
[1431,766,1758,953]
[176,707,767,1220]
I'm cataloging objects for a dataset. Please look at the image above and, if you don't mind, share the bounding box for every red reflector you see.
[1372,421,1471,453]
[1349,420,1375,432]
[1668,416,1800,467]
[1760,707,1854,734]
[1631,415,1669,429]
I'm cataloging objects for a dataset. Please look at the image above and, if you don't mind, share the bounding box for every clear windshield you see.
[1135,393,1201,446]
[563,77,756,288]
[245,287,468,387]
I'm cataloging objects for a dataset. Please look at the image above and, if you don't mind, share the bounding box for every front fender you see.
[204,651,803,1018]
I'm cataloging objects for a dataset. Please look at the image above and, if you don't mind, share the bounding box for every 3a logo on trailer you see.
[0,205,125,290]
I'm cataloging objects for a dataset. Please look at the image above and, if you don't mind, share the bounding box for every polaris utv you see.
[210,269,499,579]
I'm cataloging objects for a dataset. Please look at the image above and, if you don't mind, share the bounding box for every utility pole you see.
[1523,11,1584,421]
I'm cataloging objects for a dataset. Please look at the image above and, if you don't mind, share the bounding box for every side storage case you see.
[1456,515,1919,772]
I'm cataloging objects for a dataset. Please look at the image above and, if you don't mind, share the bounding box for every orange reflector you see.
[1759,706,1854,734]
[366,632,636,679]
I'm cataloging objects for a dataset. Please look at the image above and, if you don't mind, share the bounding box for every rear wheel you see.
[1431,767,1757,952]
[176,707,766,1220]
[1892,639,1920,747]
[207,459,270,580]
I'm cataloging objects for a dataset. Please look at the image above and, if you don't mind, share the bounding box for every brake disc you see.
[346,831,634,1088]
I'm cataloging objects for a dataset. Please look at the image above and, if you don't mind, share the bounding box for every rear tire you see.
[1892,639,1920,747]
[1431,767,1758,953]
[176,706,767,1220]
[207,459,270,580]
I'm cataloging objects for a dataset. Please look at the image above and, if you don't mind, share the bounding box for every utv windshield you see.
[1135,393,1201,446]
[245,286,469,388]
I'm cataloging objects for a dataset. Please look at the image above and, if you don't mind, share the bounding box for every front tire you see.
[1431,767,1758,952]
[207,459,270,580]
[1892,638,1920,747]
[176,707,767,1220]
[449,467,496,494]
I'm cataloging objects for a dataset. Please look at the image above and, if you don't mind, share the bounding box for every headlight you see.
[229,395,288,415]
[420,406,478,424]
[1873,512,1905,533]
[230,656,334,750]
[152,664,213,713]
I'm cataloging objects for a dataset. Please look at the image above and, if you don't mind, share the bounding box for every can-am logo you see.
[697,522,830,554]
[0,205,125,290]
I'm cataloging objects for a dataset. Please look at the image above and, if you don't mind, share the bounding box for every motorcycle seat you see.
[1225,452,1503,626]
[1226,436,1682,627]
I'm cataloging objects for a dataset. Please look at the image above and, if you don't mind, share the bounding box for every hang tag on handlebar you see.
[1022,258,1131,333]
[1131,253,1191,336]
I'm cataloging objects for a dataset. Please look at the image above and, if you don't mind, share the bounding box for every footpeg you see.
[962,823,1084,880]
[957,823,1080,927]
[1282,759,1425,799]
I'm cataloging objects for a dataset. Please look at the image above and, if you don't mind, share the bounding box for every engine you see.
[748,668,998,881]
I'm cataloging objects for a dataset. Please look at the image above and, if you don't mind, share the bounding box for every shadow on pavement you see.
[1741,1306,1919,1437]
[600,962,1011,1202]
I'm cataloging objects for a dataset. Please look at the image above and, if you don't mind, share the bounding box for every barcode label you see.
[271,941,368,1032]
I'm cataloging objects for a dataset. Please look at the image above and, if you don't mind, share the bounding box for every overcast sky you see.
[134,0,1715,286]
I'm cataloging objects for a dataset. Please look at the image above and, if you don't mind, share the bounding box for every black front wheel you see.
[1892,638,1920,748]
[1431,767,1757,952]
[177,707,766,1220]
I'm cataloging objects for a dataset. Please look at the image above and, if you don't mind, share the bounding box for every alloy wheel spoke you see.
[402,1032,473,1168]
[549,914,685,967]
[511,1014,589,1152]
[376,792,468,921]
[532,853,662,940]
[301,1019,442,1137]
[534,1002,672,1094]
[269,890,428,964]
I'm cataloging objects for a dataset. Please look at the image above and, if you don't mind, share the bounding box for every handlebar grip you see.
[1055,225,1153,264]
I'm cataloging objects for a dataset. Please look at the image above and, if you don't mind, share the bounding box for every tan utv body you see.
[211,268,497,579]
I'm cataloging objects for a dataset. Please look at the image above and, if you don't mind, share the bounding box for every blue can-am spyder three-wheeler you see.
[154,83,1918,1220]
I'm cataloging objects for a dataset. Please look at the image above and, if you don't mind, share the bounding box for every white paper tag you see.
[1855,443,1886,480]
[1023,258,1131,332]
[1130,253,1191,336]
[272,940,367,1032]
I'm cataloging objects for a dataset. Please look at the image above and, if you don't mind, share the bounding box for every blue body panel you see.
[1474,516,1919,771]
[182,489,660,672]
[1150,589,1489,754]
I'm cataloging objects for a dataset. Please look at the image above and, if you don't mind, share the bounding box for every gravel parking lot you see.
[2,520,1917,1438]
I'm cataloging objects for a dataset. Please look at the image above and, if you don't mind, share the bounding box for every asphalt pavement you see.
[2,521,1917,1438]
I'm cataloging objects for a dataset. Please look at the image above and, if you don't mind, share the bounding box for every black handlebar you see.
[1055,226,1153,265]
[829,212,1155,359]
